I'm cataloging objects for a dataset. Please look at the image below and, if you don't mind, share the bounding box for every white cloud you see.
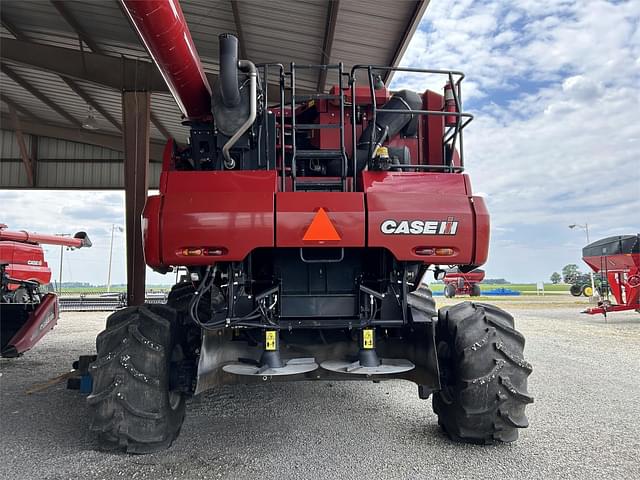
[394,0,640,281]
[0,191,171,286]
[1,1,638,285]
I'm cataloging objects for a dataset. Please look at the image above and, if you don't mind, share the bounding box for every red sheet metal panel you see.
[471,196,490,266]
[276,192,365,247]
[362,171,470,194]
[5,293,58,356]
[142,195,162,269]
[364,172,481,263]
[147,171,278,266]
[0,242,51,288]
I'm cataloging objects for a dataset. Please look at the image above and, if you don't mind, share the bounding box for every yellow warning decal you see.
[363,329,374,349]
[265,330,277,351]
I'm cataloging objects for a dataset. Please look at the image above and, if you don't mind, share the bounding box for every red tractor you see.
[0,224,91,357]
[88,0,533,453]
[443,267,485,297]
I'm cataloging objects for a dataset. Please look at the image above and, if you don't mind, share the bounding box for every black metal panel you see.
[583,235,639,257]
[280,294,357,318]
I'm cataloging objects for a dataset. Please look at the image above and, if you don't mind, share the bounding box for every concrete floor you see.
[1,295,639,479]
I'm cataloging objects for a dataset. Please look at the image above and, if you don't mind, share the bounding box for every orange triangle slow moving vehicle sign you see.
[303,208,341,241]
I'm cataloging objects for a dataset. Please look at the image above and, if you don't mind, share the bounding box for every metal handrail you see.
[259,64,474,190]
[289,62,348,192]
[255,63,285,189]
[350,65,473,182]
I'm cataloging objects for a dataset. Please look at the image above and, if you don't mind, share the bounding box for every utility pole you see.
[58,244,63,294]
[56,233,71,293]
[569,223,596,298]
[107,225,123,293]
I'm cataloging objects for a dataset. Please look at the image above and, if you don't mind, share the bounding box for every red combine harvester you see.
[88,0,533,453]
[0,224,91,357]
[443,267,485,297]
[581,235,640,316]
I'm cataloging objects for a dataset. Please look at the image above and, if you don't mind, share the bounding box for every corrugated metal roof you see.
[0,129,161,189]
[0,0,428,189]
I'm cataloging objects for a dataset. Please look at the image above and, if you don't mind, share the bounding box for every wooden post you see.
[122,90,150,306]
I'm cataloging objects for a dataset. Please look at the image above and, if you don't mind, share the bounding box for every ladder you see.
[289,63,349,192]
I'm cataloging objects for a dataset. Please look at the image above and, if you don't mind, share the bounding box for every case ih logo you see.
[380,217,459,235]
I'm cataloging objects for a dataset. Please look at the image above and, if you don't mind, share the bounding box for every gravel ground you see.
[1,295,639,480]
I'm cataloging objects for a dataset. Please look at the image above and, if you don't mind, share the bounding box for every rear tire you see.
[433,302,533,443]
[444,284,456,298]
[570,284,582,296]
[470,284,481,297]
[88,305,185,453]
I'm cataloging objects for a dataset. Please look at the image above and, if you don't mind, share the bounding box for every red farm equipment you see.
[443,267,485,297]
[0,224,91,357]
[87,0,533,453]
[581,235,640,316]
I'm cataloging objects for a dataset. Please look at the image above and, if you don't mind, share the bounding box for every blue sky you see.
[1,0,639,285]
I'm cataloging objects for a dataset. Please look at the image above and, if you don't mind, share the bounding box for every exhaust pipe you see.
[214,34,257,168]
[221,60,257,168]
[219,34,241,108]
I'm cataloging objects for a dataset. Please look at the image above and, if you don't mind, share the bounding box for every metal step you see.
[295,179,345,192]
[295,94,341,101]
[295,149,344,158]
[294,123,340,130]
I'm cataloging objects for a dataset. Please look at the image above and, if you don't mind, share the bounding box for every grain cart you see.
[581,235,640,316]
[442,267,485,297]
[90,0,533,453]
[0,224,91,357]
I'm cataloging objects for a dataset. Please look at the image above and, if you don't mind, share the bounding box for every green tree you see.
[562,264,581,284]
[550,272,561,284]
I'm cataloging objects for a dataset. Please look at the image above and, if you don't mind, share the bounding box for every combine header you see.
[0,224,91,357]
[581,235,640,316]
[88,0,533,453]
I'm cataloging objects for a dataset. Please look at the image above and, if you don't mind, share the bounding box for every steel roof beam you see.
[0,114,164,161]
[3,15,124,135]
[149,111,172,140]
[1,39,306,99]
[50,7,170,140]
[61,77,123,131]
[1,63,83,127]
[1,17,25,40]
[384,0,430,84]
[7,106,35,186]
[1,38,169,92]
[0,93,45,122]
[317,0,340,92]
[50,0,103,53]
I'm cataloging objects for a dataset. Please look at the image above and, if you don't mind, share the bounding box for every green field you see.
[58,283,570,295]
[427,283,569,294]
[58,285,170,294]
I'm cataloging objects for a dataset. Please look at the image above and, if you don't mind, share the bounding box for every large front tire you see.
[433,302,533,443]
[88,305,185,453]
